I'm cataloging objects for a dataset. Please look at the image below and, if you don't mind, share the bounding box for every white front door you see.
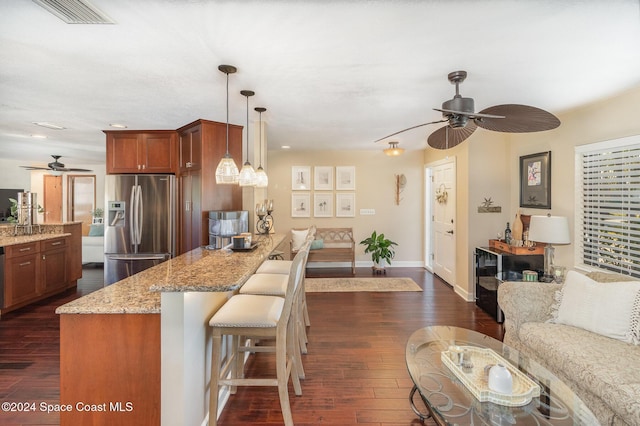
[432,158,456,286]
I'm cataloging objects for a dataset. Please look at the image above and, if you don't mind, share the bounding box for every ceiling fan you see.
[20,155,92,172]
[375,70,561,149]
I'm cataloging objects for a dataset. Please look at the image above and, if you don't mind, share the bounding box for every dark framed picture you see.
[519,151,551,209]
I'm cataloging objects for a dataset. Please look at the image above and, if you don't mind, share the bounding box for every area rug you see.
[305,277,422,292]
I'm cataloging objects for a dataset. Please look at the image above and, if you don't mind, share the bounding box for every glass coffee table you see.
[406,326,597,425]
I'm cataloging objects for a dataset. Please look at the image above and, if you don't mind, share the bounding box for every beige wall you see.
[508,84,640,271]
[266,149,424,266]
[424,84,640,299]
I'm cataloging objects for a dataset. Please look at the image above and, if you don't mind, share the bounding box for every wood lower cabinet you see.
[105,130,177,174]
[1,232,80,316]
[5,242,40,308]
[40,237,67,294]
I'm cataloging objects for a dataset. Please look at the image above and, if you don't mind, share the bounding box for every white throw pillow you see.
[290,229,308,252]
[552,271,640,344]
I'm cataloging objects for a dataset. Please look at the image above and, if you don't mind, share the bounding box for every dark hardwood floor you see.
[0,265,502,425]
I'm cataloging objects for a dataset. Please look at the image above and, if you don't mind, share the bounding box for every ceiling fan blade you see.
[427,122,477,149]
[374,120,447,143]
[475,104,560,133]
[67,168,93,172]
[434,108,505,120]
[20,166,50,170]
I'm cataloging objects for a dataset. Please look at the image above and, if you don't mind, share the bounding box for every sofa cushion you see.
[551,270,640,344]
[519,322,640,424]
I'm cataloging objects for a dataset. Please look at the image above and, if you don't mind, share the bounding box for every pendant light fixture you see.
[383,141,405,156]
[238,90,257,186]
[254,107,269,188]
[215,64,240,184]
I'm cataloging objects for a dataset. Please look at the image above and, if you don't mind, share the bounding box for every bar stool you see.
[208,249,308,426]
[240,239,312,377]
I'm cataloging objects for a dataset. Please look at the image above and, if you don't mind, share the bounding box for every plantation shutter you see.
[577,139,640,277]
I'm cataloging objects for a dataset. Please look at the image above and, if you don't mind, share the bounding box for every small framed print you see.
[291,193,310,217]
[519,151,551,209]
[291,166,311,190]
[336,193,355,217]
[314,166,333,190]
[314,192,333,217]
[336,166,355,190]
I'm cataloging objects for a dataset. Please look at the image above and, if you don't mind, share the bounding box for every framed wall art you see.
[336,166,355,190]
[291,193,310,217]
[520,151,551,209]
[313,166,333,190]
[313,192,333,217]
[336,193,355,217]
[291,166,311,190]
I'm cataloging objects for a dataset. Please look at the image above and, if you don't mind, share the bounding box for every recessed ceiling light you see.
[281,145,291,149]
[109,123,128,128]
[31,134,47,139]
[33,121,65,130]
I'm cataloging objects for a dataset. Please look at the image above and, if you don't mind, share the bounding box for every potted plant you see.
[359,231,398,269]
[91,208,104,224]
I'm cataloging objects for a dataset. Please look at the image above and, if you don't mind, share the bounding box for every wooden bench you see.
[291,227,355,275]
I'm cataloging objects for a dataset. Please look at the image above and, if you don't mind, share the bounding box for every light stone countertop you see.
[0,232,72,247]
[55,233,286,315]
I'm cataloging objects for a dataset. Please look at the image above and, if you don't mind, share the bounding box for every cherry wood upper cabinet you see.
[105,130,177,174]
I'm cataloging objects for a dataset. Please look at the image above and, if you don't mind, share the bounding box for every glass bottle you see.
[504,222,512,244]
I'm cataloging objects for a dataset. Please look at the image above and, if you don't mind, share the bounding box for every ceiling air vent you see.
[32,0,115,24]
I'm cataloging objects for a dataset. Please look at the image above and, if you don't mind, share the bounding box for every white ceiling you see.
[1,0,640,168]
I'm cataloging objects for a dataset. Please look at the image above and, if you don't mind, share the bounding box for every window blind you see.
[577,139,640,277]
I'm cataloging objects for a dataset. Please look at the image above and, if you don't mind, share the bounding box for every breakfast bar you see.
[56,233,286,426]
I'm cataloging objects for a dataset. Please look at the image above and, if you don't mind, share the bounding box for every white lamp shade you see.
[215,156,239,184]
[238,162,257,186]
[255,166,269,188]
[528,215,571,244]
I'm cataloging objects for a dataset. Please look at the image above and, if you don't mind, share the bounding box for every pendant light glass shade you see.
[215,65,240,184]
[254,107,269,188]
[238,90,257,187]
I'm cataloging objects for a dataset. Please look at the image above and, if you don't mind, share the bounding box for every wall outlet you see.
[360,208,376,215]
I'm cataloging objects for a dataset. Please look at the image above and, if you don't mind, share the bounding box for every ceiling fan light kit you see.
[376,70,561,150]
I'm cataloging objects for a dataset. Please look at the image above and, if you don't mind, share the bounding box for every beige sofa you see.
[498,271,640,425]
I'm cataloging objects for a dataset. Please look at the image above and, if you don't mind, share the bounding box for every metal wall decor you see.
[255,199,274,234]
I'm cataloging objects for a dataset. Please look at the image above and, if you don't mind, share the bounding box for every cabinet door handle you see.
[19,261,32,266]
[138,164,142,170]
[19,247,32,252]
[51,241,63,246]
[42,255,46,260]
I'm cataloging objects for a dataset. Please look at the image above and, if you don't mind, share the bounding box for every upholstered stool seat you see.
[209,294,284,327]
[256,259,292,274]
[240,273,289,295]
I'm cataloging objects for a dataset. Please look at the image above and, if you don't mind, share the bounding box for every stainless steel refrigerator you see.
[104,174,175,285]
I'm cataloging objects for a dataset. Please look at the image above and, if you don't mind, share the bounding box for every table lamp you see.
[527,214,570,282]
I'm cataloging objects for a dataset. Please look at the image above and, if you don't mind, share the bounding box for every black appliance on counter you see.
[474,246,543,323]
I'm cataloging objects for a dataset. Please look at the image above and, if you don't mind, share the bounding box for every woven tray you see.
[441,346,540,407]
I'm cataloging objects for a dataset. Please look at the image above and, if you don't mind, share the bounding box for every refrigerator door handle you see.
[137,184,144,245]
[129,185,136,245]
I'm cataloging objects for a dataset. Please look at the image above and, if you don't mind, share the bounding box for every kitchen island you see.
[56,233,286,426]
[0,222,81,317]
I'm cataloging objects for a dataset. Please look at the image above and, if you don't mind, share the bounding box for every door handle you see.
[447,230,454,234]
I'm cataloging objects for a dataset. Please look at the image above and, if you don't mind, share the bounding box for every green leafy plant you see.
[91,208,104,218]
[359,231,398,266]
